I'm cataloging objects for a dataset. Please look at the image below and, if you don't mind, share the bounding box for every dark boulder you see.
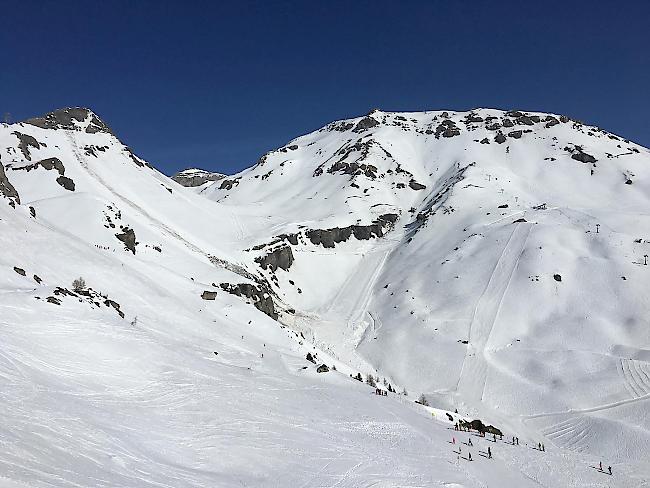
[317,364,330,373]
[571,151,597,164]
[409,180,426,190]
[495,133,507,144]
[13,266,26,276]
[201,291,218,300]
[56,176,76,191]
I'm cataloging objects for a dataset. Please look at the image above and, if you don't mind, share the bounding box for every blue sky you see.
[1,1,649,176]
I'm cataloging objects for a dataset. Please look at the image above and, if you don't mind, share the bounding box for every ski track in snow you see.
[456,222,533,406]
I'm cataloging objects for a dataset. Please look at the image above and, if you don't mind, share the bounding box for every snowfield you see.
[1,107,649,486]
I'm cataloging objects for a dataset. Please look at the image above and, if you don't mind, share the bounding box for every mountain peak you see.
[23,107,113,135]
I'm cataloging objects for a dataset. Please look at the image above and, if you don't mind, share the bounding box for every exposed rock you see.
[104,298,125,318]
[13,266,26,276]
[435,119,461,138]
[219,179,239,190]
[29,206,36,218]
[409,180,426,190]
[0,163,20,204]
[33,274,42,284]
[317,364,330,373]
[56,176,75,191]
[12,132,41,160]
[508,130,523,139]
[24,107,112,134]
[46,296,62,305]
[327,160,377,179]
[353,116,380,132]
[201,291,218,300]
[115,227,138,254]
[172,168,226,187]
[544,116,560,128]
[306,352,316,363]
[571,149,597,164]
[220,282,278,320]
[480,138,490,144]
[12,157,65,175]
[459,419,502,436]
[554,274,562,282]
[495,132,507,144]
[255,245,294,272]
[305,215,395,249]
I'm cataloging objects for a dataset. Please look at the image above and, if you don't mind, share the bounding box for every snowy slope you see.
[1,107,649,486]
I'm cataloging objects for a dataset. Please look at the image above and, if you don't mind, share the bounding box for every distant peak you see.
[172,168,226,187]
[23,107,113,134]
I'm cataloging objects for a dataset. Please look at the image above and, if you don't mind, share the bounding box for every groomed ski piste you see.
[1,107,650,486]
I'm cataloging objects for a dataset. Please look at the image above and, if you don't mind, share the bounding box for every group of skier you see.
[452,429,615,478]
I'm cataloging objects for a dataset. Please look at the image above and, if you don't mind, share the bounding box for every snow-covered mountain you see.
[1,107,649,487]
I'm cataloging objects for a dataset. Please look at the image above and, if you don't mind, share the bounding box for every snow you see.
[1,107,650,486]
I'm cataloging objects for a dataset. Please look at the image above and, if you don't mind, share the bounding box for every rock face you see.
[201,291,218,300]
[12,132,42,160]
[172,168,226,187]
[0,163,20,203]
[24,107,112,134]
[115,227,138,254]
[255,246,294,272]
[219,282,278,320]
[303,214,397,249]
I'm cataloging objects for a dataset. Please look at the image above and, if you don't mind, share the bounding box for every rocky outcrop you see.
[220,282,277,320]
[201,291,218,300]
[353,116,380,132]
[115,227,138,254]
[172,168,226,187]
[409,180,426,190]
[12,132,42,160]
[24,107,112,134]
[255,246,294,272]
[0,162,20,204]
[305,214,397,248]
[13,157,66,175]
[56,176,75,191]
[317,364,330,373]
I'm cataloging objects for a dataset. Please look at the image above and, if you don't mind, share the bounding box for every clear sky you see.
[1,1,649,176]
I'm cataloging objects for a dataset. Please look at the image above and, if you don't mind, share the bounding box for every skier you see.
[516,437,519,445]
[538,442,541,450]
[488,447,492,459]
[542,443,545,452]
[468,452,472,461]
[455,423,458,431]
[452,437,455,444]
[599,461,602,471]
[608,466,612,476]
[468,438,473,447]
[493,434,497,442]
[512,436,516,445]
